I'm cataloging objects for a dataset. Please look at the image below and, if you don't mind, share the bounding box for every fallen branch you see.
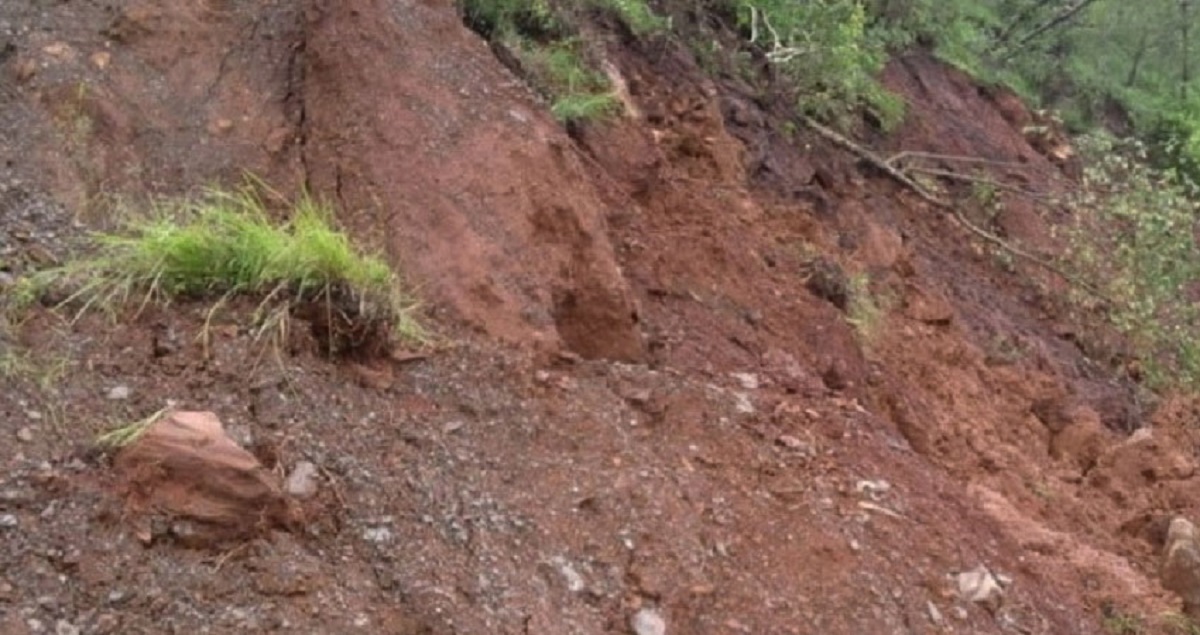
[885,151,1033,171]
[798,115,1105,299]
[905,166,1054,201]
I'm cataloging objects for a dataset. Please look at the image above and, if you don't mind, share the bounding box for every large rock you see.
[114,410,298,547]
[1162,517,1200,619]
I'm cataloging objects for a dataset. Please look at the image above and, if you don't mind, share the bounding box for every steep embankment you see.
[1,2,1197,634]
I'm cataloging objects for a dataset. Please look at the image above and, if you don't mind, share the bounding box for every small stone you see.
[631,608,667,635]
[107,590,127,605]
[362,526,393,544]
[733,393,755,414]
[442,420,465,434]
[926,601,943,624]
[284,461,319,499]
[957,565,1004,613]
[776,434,811,453]
[27,618,45,633]
[855,479,892,499]
[26,411,42,421]
[624,388,652,405]
[0,514,17,528]
[55,619,80,635]
[93,614,118,635]
[16,427,33,442]
[552,557,585,593]
[731,372,760,390]
[106,385,131,400]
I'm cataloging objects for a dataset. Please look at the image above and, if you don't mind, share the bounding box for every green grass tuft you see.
[551,92,620,122]
[28,185,423,346]
[96,406,170,449]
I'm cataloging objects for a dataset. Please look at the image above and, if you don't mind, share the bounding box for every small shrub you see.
[1102,612,1144,635]
[552,92,620,122]
[1058,133,1200,389]
[846,272,886,342]
[1161,612,1200,635]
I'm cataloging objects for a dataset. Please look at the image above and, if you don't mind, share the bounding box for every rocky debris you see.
[362,526,393,544]
[1161,517,1200,619]
[631,607,667,635]
[105,385,131,400]
[16,426,33,442]
[551,556,586,593]
[113,411,298,547]
[957,565,1006,613]
[1092,427,1196,486]
[283,461,319,499]
[0,513,17,528]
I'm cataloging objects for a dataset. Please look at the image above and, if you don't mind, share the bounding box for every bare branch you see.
[798,115,1104,298]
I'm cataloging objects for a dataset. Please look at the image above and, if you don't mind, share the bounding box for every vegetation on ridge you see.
[8,184,423,353]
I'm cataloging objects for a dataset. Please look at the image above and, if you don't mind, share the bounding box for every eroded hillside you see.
[1,2,1198,634]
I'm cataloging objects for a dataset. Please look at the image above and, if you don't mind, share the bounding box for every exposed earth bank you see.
[1,2,1197,634]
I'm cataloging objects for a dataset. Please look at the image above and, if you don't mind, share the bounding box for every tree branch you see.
[798,115,1104,298]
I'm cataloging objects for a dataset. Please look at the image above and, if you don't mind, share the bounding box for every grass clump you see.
[846,272,887,343]
[31,185,421,351]
[96,406,170,449]
[459,0,666,124]
[522,39,620,123]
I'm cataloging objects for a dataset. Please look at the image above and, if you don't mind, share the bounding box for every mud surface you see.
[2,2,1199,634]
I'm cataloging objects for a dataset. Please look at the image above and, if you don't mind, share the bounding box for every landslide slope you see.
[0,2,1194,634]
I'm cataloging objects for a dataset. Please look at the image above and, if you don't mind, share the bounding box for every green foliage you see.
[96,406,169,449]
[461,0,559,39]
[873,0,1200,180]
[1147,101,1200,183]
[458,0,665,124]
[585,0,668,35]
[515,38,620,123]
[1102,611,1144,635]
[846,272,887,343]
[25,186,423,343]
[733,0,905,129]
[1162,611,1200,635]
[1058,134,1200,389]
[551,91,621,122]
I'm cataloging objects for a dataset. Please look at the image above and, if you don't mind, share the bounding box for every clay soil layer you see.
[1,2,1197,634]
